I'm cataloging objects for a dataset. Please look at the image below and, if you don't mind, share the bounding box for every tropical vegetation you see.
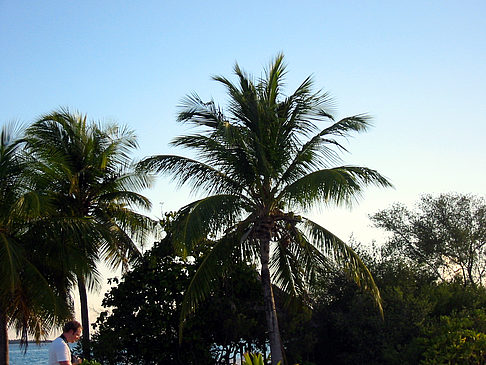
[88,194,486,364]
[138,54,391,364]
[371,193,486,286]
[91,218,268,364]
[0,122,76,364]
[0,110,154,363]
[1,53,484,365]
[22,109,155,359]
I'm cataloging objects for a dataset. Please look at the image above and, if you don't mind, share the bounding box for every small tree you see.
[420,309,486,364]
[371,193,486,286]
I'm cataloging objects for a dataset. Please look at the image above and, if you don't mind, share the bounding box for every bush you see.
[91,237,268,364]
[419,309,486,364]
[81,360,101,365]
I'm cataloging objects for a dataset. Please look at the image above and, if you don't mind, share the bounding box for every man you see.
[48,320,83,365]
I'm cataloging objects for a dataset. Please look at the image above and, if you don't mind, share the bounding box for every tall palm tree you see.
[24,109,155,359]
[139,54,392,364]
[0,122,73,365]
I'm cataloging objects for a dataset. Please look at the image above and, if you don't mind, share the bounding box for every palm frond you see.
[95,205,157,251]
[236,215,262,263]
[277,77,329,141]
[137,154,242,195]
[281,166,392,210]
[174,133,262,193]
[261,53,287,106]
[171,194,246,256]
[177,93,226,129]
[0,233,23,294]
[179,233,240,340]
[174,92,265,190]
[270,222,336,300]
[99,225,141,271]
[98,190,152,211]
[279,114,372,187]
[301,217,383,315]
[10,191,51,221]
[213,68,260,133]
[270,241,302,297]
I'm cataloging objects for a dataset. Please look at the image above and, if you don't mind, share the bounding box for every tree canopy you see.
[371,193,486,286]
[0,122,73,364]
[24,109,155,358]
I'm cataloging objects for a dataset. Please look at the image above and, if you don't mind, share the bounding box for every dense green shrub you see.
[91,239,213,364]
[90,236,268,364]
[306,253,486,364]
[419,309,486,364]
[81,360,102,365]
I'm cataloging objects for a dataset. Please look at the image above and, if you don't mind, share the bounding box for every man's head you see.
[62,320,82,343]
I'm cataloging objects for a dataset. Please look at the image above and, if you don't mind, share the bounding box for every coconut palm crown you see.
[139,54,392,365]
[0,122,73,365]
[24,109,155,359]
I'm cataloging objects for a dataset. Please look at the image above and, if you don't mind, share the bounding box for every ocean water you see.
[9,342,50,364]
[8,342,245,364]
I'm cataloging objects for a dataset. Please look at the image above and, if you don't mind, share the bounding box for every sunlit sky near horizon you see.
[1,0,485,338]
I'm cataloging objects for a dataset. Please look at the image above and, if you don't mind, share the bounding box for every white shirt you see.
[48,337,71,365]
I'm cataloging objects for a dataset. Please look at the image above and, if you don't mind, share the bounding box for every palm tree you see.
[139,54,392,364]
[24,109,155,359]
[0,122,73,365]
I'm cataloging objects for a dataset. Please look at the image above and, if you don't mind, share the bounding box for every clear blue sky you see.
[2,0,485,336]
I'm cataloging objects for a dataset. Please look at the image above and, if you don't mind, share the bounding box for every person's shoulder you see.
[50,337,65,349]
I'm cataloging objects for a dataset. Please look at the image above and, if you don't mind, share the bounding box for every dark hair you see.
[63,320,82,333]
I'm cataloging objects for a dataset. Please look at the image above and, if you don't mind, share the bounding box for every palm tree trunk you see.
[77,275,91,360]
[260,239,283,365]
[0,310,9,365]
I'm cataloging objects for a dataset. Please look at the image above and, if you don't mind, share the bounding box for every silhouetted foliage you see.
[138,54,391,365]
[371,193,486,286]
[93,193,486,364]
[91,234,268,364]
[306,247,486,364]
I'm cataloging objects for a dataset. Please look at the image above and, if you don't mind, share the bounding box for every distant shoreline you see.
[9,340,52,344]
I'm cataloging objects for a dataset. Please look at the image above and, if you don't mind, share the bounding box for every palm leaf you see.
[171,194,246,256]
[281,166,392,210]
[279,114,373,186]
[0,233,23,294]
[98,190,152,211]
[270,240,302,297]
[301,217,383,315]
[270,222,336,300]
[177,93,226,129]
[179,233,240,340]
[137,154,242,195]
